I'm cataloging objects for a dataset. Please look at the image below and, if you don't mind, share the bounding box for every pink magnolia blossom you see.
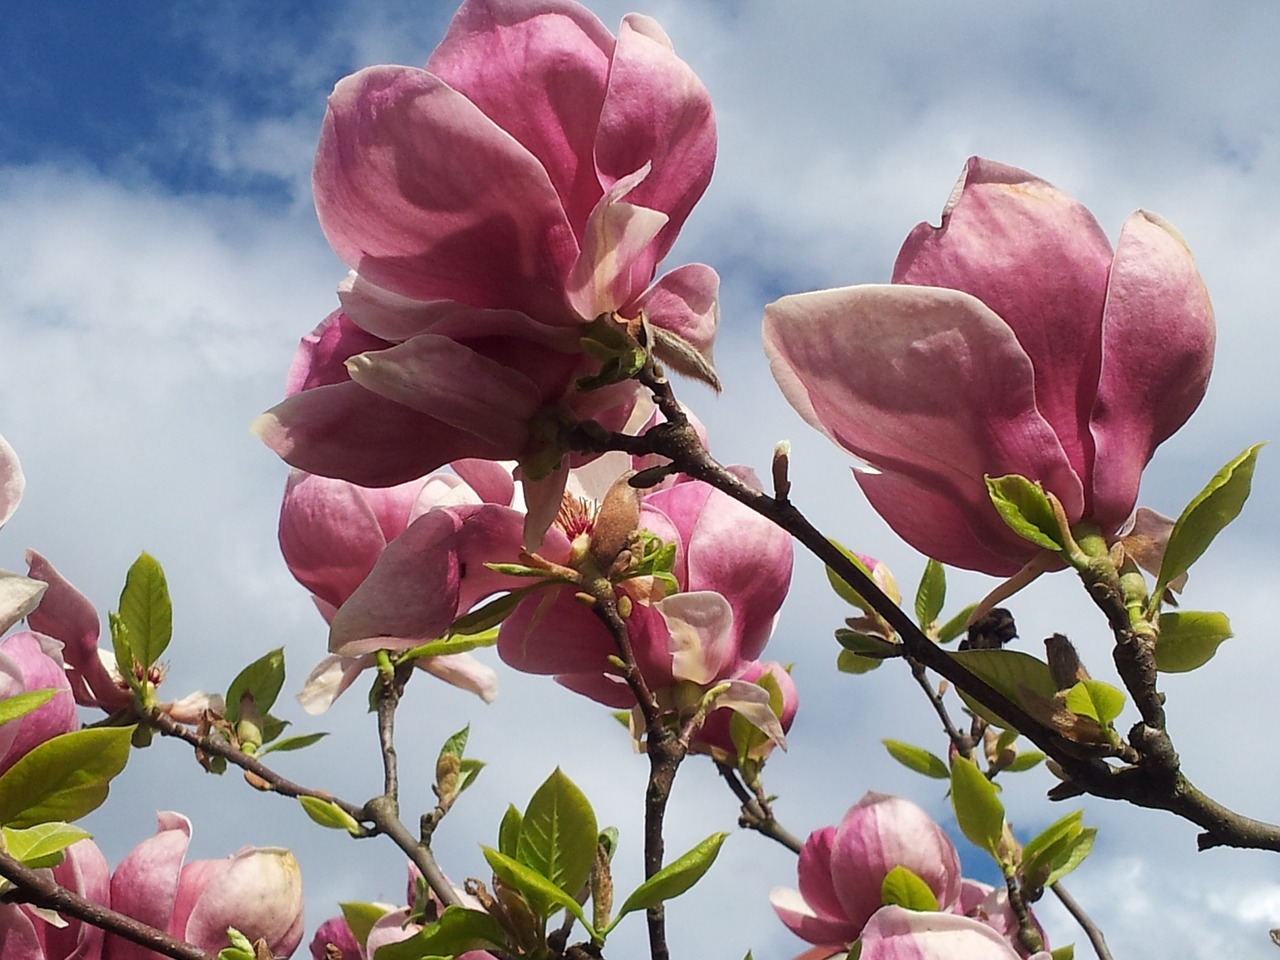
[278,466,501,713]
[0,839,111,960]
[107,812,304,960]
[770,793,962,952]
[857,907,1051,960]
[1,436,47,635]
[764,157,1214,575]
[691,659,798,761]
[0,631,78,776]
[254,0,718,545]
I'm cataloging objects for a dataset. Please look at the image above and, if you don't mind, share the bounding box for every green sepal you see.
[985,475,1065,552]
[881,740,948,779]
[225,647,285,725]
[0,726,133,827]
[482,846,594,933]
[0,689,57,726]
[448,590,531,636]
[217,928,257,960]
[608,832,728,932]
[2,822,92,869]
[1062,679,1125,726]
[880,865,939,911]
[298,796,363,837]
[949,756,1006,861]
[1155,611,1233,672]
[397,629,499,663]
[372,905,508,960]
[258,732,328,756]
[1152,443,1264,609]
[116,552,173,671]
[516,768,598,906]
[914,559,946,629]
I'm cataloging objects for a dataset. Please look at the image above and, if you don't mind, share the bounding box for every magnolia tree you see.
[0,2,1266,959]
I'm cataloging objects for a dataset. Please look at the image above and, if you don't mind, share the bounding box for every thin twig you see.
[1051,881,1114,960]
[0,850,213,960]
[716,763,803,854]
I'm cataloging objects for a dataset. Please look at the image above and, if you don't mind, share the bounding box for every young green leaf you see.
[2,822,92,868]
[835,650,883,675]
[0,689,57,727]
[950,649,1058,729]
[1050,945,1076,960]
[116,552,172,670]
[881,740,948,780]
[880,865,939,911]
[340,901,393,949]
[610,832,728,929]
[1020,810,1096,892]
[824,541,879,612]
[258,732,328,756]
[1155,611,1233,672]
[371,905,507,960]
[225,648,286,725]
[0,726,133,827]
[516,769,599,901]
[984,475,1065,552]
[482,846,594,932]
[1153,443,1264,606]
[935,603,978,644]
[1062,679,1126,726]
[216,928,257,960]
[914,559,946,629]
[1005,751,1046,773]
[498,804,522,859]
[949,756,1006,861]
[298,796,363,837]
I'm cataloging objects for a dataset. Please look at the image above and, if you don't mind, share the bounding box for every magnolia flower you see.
[255,0,718,547]
[278,466,501,713]
[857,907,1051,960]
[107,812,304,960]
[690,659,798,762]
[771,792,962,952]
[0,436,47,635]
[764,157,1214,575]
[0,631,77,777]
[0,839,111,960]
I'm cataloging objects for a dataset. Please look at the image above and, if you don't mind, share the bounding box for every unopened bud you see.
[1045,633,1088,690]
[772,441,791,500]
[591,842,614,932]
[435,752,461,807]
[588,473,641,571]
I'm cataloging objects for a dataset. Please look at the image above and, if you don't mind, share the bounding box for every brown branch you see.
[716,763,803,854]
[1050,881,1114,960]
[0,850,213,960]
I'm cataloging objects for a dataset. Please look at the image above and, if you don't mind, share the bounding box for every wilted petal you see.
[1089,211,1215,527]
[0,435,23,529]
[765,285,1083,571]
[0,571,45,637]
[297,653,375,715]
[893,157,1114,482]
[314,64,577,317]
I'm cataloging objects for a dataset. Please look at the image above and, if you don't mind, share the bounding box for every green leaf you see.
[1005,751,1046,773]
[258,732,328,756]
[516,769,598,901]
[217,928,256,960]
[1155,611,1233,672]
[1154,443,1264,604]
[835,630,900,658]
[0,689,57,727]
[949,756,1005,861]
[448,590,529,636]
[116,552,172,670]
[0,726,133,827]
[824,541,878,612]
[880,865,939,911]
[935,603,977,644]
[1050,946,1076,960]
[1063,679,1125,726]
[440,725,469,760]
[397,629,499,662]
[985,475,1065,551]
[836,649,883,675]
[225,648,286,725]
[1020,810,1096,891]
[950,649,1058,729]
[372,905,507,960]
[482,846,594,932]
[881,740,948,780]
[610,832,728,929]
[298,796,363,837]
[914,559,946,629]
[498,804,522,859]
[340,901,393,949]
[2,822,92,869]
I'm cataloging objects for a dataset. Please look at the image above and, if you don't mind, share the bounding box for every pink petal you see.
[337,271,464,342]
[859,907,1028,960]
[309,915,363,960]
[0,435,23,528]
[0,571,45,638]
[794,827,851,930]
[414,652,499,704]
[313,64,577,318]
[43,839,110,960]
[498,585,616,679]
[286,310,388,397]
[296,653,375,715]
[0,904,43,960]
[1089,211,1215,528]
[109,812,192,960]
[564,165,670,320]
[451,459,516,507]
[764,284,1083,574]
[595,14,716,271]
[427,0,615,236]
[178,848,304,956]
[0,632,77,776]
[631,262,720,358]
[344,335,542,447]
[769,886,857,950]
[657,590,735,684]
[893,157,1114,483]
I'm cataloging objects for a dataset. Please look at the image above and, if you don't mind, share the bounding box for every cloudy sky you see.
[4,1,1280,957]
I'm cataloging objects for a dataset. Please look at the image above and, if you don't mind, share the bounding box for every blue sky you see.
[4,2,1280,958]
